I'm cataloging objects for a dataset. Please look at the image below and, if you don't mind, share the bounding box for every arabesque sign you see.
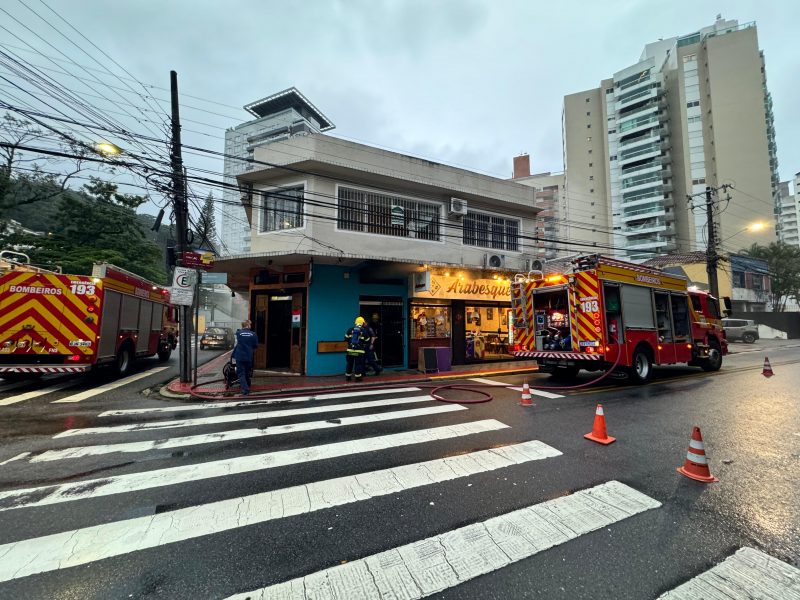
[413,274,510,301]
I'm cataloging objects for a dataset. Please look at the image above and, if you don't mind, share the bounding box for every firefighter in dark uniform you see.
[345,316,368,381]
[232,320,258,395]
[364,313,383,375]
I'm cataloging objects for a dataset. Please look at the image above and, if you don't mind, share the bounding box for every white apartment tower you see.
[218,88,334,256]
[564,16,779,261]
[776,176,800,248]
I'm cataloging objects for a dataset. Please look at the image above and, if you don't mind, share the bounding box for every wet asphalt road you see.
[0,343,797,599]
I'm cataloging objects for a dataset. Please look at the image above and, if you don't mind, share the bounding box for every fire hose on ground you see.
[188,346,624,404]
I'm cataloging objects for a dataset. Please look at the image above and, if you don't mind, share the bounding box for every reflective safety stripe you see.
[686,450,708,465]
[596,406,604,416]
[688,439,706,452]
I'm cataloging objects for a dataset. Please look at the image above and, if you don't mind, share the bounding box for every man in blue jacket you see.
[232,320,258,395]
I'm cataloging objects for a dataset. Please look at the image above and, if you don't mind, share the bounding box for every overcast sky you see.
[2,0,798,215]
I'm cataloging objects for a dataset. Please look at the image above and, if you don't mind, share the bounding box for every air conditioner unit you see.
[525,258,544,272]
[485,253,506,269]
[449,197,468,217]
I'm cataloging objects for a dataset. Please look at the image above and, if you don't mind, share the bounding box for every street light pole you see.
[169,70,192,384]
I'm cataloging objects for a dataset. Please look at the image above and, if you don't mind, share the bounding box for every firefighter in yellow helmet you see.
[344,316,369,381]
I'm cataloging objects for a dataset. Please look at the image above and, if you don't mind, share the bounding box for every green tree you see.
[7,178,167,284]
[740,242,800,311]
[0,114,85,223]
[192,191,218,252]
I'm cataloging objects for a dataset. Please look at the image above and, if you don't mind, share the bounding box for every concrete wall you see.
[563,88,611,252]
[246,136,539,272]
[306,264,407,375]
[703,28,776,248]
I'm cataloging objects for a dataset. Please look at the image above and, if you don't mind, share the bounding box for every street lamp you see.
[94,141,122,156]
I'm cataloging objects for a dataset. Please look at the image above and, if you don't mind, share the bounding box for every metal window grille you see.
[462,212,519,251]
[337,187,441,241]
[260,186,304,232]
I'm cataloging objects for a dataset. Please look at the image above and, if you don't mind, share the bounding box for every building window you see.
[260,186,304,232]
[589,162,593,167]
[589,175,594,180]
[337,186,441,241]
[586,111,591,116]
[588,149,593,154]
[686,100,700,108]
[608,129,616,134]
[587,124,591,129]
[586,98,590,103]
[587,136,592,141]
[610,155,617,161]
[462,211,520,252]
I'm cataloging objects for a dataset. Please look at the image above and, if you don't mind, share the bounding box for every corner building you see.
[216,134,540,375]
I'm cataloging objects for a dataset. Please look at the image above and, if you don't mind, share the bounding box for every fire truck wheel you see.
[629,346,653,384]
[157,347,172,362]
[115,343,134,377]
[701,340,723,372]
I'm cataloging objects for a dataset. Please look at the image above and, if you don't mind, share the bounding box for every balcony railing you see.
[619,115,660,133]
[622,175,663,189]
[620,142,661,161]
[621,160,660,176]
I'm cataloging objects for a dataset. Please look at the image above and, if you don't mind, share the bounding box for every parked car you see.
[199,327,234,350]
[722,318,759,343]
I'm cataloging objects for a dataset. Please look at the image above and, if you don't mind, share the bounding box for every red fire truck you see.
[510,255,728,383]
[0,255,177,378]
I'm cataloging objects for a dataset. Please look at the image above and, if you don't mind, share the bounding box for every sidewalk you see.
[727,338,800,354]
[163,352,539,399]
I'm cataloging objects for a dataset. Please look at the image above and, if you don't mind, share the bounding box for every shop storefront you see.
[410,271,515,367]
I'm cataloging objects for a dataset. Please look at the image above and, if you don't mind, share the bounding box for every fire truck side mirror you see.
[722,296,732,316]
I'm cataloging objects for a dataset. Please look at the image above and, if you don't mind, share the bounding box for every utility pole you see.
[687,184,733,301]
[170,70,192,384]
[704,186,720,300]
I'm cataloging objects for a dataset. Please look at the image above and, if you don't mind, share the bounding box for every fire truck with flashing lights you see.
[0,253,178,378]
[510,254,728,383]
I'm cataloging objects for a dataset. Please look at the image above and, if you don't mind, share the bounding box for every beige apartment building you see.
[563,16,779,261]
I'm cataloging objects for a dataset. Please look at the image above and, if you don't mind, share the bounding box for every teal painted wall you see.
[306,264,408,375]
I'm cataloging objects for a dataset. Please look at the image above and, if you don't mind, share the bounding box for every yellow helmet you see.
[355,316,366,326]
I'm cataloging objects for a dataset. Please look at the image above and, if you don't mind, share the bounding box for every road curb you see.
[158,365,540,401]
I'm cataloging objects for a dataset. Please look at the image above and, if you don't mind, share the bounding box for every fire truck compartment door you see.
[620,284,655,329]
[98,290,122,358]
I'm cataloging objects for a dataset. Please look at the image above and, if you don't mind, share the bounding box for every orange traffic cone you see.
[584,404,616,445]
[519,382,533,406]
[762,357,774,378]
[677,426,718,483]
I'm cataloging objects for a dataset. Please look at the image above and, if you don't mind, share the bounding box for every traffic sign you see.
[170,267,196,306]
[201,272,228,284]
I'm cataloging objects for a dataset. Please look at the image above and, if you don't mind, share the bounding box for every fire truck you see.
[0,252,177,378]
[510,254,728,383]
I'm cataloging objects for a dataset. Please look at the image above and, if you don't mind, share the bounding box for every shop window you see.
[410,305,450,339]
[464,305,513,360]
[338,186,441,241]
[462,211,520,251]
[260,186,304,232]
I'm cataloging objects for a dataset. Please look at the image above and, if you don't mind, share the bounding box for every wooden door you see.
[290,292,304,373]
[254,294,268,368]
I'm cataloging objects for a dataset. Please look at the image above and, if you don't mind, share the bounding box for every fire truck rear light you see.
[658,345,663,350]
[87,306,95,313]
[67,355,81,362]
[605,346,610,352]
[587,347,594,353]
[17,341,27,348]
[686,343,693,349]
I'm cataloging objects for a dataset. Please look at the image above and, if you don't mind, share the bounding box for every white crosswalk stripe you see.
[32,404,467,462]
[0,379,80,406]
[50,367,169,403]
[225,481,660,600]
[98,386,423,416]
[55,395,437,437]
[0,383,730,599]
[658,547,800,599]
[0,419,508,511]
[508,386,564,399]
[0,441,561,583]
[467,377,508,386]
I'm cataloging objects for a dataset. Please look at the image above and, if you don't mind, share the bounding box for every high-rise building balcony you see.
[625,235,669,250]
[615,86,659,111]
[618,114,660,137]
[622,218,667,235]
[621,159,661,178]
[621,204,665,223]
[618,129,661,150]
[617,104,660,125]
[622,174,663,191]
[619,143,661,166]
[615,74,655,96]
